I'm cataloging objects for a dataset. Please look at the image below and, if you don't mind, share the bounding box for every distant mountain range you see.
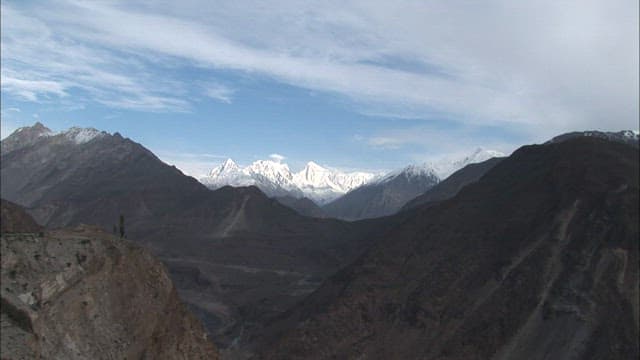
[322,164,440,220]
[321,148,506,220]
[3,122,638,358]
[201,158,375,204]
[200,148,505,214]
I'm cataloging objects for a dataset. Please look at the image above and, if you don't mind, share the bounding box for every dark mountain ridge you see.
[401,157,504,211]
[274,195,327,218]
[261,137,639,359]
[0,123,392,352]
[322,167,440,220]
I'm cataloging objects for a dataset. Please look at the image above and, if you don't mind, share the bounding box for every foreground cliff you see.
[1,201,218,359]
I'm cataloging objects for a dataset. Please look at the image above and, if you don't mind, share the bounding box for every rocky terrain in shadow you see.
[401,157,504,211]
[0,123,392,354]
[322,166,440,220]
[274,195,327,218]
[1,200,218,359]
[260,137,639,360]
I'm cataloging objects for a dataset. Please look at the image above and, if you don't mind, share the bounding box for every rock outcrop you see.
[0,199,43,234]
[1,202,218,359]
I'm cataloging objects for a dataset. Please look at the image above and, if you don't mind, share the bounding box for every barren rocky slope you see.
[0,123,390,353]
[261,137,639,359]
[401,157,504,211]
[323,168,439,220]
[0,199,43,234]
[1,201,219,359]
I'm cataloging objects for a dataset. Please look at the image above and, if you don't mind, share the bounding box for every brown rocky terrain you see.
[0,123,391,353]
[1,201,219,359]
[260,137,639,359]
[1,199,43,234]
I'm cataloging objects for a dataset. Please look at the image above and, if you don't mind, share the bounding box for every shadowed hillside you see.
[0,123,393,352]
[261,137,639,360]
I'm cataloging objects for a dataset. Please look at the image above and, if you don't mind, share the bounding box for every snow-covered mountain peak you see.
[63,127,106,144]
[296,161,331,183]
[467,148,504,161]
[200,158,376,204]
[222,158,238,168]
[432,148,505,179]
[403,164,438,178]
[305,161,324,170]
[15,122,54,138]
[248,160,293,180]
[209,158,241,177]
[376,163,438,184]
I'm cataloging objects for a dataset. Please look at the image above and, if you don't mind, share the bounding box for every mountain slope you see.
[431,148,505,178]
[274,195,327,218]
[0,123,390,352]
[1,199,43,233]
[401,157,504,211]
[322,165,440,220]
[261,137,639,360]
[1,201,218,359]
[548,130,639,147]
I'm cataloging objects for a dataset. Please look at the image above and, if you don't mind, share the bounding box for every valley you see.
[1,123,638,359]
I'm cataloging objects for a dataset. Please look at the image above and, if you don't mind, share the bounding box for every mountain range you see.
[260,136,639,360]
[2,122,638,359]
[201,158,376,204]
[0,122,394,353]
[201,148,505,217]
[320,148,505,220]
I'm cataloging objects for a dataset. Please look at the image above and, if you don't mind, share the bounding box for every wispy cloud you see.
[2,0,637,137]
[0,71,68,101]
[357,123,527,160]
[203,83,234,104]
[1,2,192,112]
[269,153,286,162]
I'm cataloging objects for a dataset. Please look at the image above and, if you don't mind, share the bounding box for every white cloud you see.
[357,124,526,160]
[269,153,286,162]
[203,83,234,104]
[2,0,637,137]
[1,3,190,112]
[0,71,68,101]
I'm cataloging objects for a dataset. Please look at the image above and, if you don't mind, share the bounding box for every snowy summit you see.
[201,159,375,204]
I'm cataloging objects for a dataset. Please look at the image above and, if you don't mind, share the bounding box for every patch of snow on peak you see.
[64,127,105,144]
[201,158,376,204]
[201,158,254,188]
[376,164,438,184]
[432,148,505,179]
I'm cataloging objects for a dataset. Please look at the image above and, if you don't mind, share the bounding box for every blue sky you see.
[1,1,638,176]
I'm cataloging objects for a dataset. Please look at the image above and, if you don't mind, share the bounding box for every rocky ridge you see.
[1,201,219,359]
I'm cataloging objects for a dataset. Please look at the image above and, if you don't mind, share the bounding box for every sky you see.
[1,0,638,177]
